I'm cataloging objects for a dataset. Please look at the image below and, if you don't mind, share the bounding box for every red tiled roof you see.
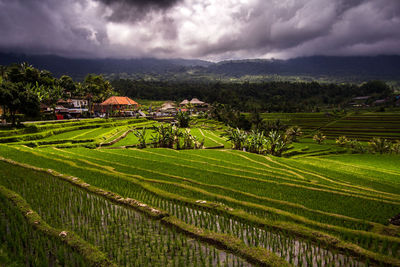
[100,96,139,106]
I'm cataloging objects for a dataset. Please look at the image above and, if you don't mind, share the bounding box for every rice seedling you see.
[0,186,111,266]
[0,161,252,266]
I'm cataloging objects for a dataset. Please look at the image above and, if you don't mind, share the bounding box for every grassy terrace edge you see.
[0,185,116,267]
[1,155,399,266]
[0,157,290,267]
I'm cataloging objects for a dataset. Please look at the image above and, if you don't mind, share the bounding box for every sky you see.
[0,0,400,61]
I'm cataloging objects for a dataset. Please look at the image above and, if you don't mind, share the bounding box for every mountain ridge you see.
[1,52,400,82]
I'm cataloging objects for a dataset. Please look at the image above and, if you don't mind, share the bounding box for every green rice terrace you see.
[0,113,399,266]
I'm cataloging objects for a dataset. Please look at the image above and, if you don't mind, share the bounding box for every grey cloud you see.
[0,0,110,57]
[191,0,400,60]
[0,0,400,60]
[95,0,183,22]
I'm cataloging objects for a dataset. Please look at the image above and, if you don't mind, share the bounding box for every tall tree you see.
[58,75,76,96]
[83,74,116,115]
[0,82,39,126]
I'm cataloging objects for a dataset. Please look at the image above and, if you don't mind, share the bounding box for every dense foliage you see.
[0,63,117,125]
[112,79,394,112]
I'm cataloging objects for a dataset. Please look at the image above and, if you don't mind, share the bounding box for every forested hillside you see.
[112,79,394,112]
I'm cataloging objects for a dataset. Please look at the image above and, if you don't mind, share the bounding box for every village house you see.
[348,96,371,107]
[71,99,88,108]
[100,96,139,116]
[54,98,89,118]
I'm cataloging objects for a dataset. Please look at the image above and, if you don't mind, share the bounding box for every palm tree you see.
[265,130,292,156]
[368,137,391,154]
[133,127,147,148]
[225,128,247,150]
[244,130,266,154]
[285,126,302,142]
[313,131,326,144]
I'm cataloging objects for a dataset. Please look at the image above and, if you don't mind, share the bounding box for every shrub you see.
[391,140,400,154]
[225,128,247,150]
[335,136,349,147]
[84,143,98,149]
[244,130,266,154]
[151,124,176,148]
[176,111,190,128]
[134,127,147,149]
[150,124,201,150]
[25,124,39,133]
[265,130,292,156]
[348,140,367,154]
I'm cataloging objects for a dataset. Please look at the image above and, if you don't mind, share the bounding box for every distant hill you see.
[1,53,400,82]
[0,53,212,80]
[207,56,400,80]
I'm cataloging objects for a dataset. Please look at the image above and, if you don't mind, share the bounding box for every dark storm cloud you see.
[0,0,110,57]
[189,0,400,59]
[95,0,183,22]
[0,0,400,60]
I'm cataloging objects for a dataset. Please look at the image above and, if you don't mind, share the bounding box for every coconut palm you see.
[313,131,326,144]
[265,130,292,156]
[285,126,303,142]
[368,137,392,154]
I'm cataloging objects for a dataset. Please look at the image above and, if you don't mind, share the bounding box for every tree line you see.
[112,79,394,113]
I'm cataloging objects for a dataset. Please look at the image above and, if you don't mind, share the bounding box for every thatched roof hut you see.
[190,98,204,105]
[160,102,176,111]
[180,99,189,106]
